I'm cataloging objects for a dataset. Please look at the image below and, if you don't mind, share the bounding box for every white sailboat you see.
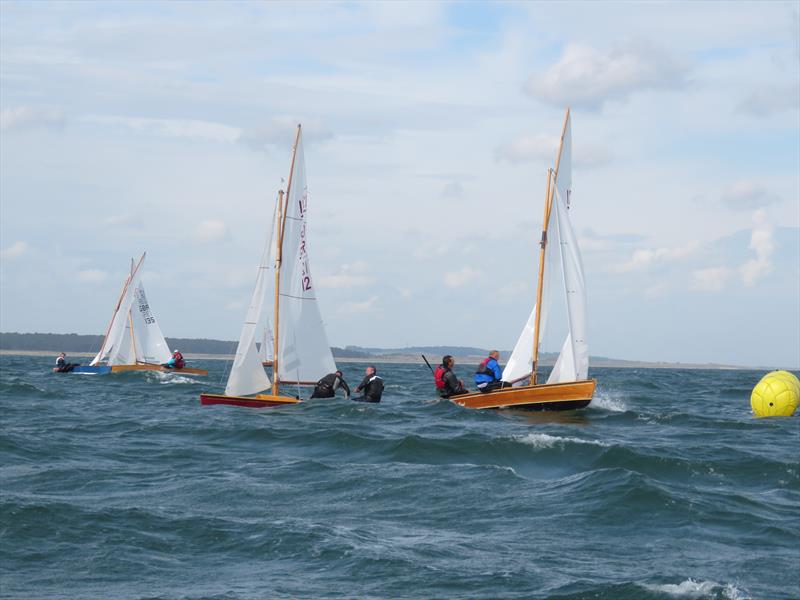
[201,124,337,407]
[453,108,595,410]
[76,253,208,375]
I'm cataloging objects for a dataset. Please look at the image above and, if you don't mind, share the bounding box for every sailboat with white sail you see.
[200,124,337,407]
[453,108,595,410]
[72,252,208,375]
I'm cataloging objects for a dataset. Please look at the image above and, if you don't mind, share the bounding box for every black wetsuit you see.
[55,357,78,373]
[441,368,468,398]
[352,374,384,403]
[311,373,350,398]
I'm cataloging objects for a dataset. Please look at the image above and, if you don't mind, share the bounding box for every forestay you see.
[277,133,336,382]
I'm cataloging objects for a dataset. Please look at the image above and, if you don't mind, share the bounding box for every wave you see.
[590,389,627,412]
[515,432,611,449]
[643,579,751,599]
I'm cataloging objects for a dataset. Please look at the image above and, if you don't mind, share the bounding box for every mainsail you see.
[277,133,336,382]
[91,256,143,365]
[221,125,335,398]
[130,280,171,364]
[501,110,589,385]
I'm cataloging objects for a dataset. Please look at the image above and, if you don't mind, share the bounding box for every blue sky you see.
[1,1,798,368]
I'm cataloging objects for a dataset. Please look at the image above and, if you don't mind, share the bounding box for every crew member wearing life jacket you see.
[311,370,351,399]
[352,365,384,403]
[163,349,185,369]
[474,350,506,393]
[434,355,468,399]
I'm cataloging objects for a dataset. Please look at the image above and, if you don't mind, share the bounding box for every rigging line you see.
[278,293,318,301]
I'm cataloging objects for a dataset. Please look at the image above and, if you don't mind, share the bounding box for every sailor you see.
[54,352,78,373]
[311,370,351,399]
[163,349,185,369]
[352,365,384,403]
[434,355,469,398]
[474,350,507,393]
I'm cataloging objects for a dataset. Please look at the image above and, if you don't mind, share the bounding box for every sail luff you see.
[531,168,555,385]
[271,124,303,395]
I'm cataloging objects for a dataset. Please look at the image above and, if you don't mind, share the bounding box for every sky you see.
[1,1,798,369]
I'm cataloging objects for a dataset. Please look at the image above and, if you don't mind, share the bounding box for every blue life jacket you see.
[474,357,502,384]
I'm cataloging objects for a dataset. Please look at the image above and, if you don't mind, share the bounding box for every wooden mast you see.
[271,124,302,396]
[531,169,553,385]
[530,108,571,385]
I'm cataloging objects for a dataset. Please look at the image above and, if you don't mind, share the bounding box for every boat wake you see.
[591,389,627,412]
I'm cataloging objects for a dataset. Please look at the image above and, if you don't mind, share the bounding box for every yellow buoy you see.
[751,371,800,417]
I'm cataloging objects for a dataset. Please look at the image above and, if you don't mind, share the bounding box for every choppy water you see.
[1,355,798,599]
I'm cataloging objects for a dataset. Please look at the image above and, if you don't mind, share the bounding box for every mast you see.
[271,190,284,394]
[271,124,302,395]
[530,108,571,385]
[531,169,554,385]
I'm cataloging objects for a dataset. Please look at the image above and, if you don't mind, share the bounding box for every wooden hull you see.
[452,380,596,410]
[110,364,208,376]
[199,393,301,408]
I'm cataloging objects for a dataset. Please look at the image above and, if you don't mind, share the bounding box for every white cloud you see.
[338,295,378,315]
[526,42,688,110]
[444,266,480,287]
[102,213,144,229]
[1,241,29,259]
[616,242,699,272]
[496,133,612,167]
[84,115,240,143]
[721,180,780,211]
[1,106,65,132]
[739,209,775,287]
[691,266,734,292]
[194,219,231,243]
[238,117,333,151]
[318,261,373,289]
[441,181,463,198]
[76,269,108,283]
[497,281,528,297]
[737,84,800,117]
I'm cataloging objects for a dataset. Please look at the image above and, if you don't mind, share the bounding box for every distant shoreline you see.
[0,349,775,371]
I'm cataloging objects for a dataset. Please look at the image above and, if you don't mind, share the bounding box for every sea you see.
[1,354,798,599]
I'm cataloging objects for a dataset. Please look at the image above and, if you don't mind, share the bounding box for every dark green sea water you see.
[1,355,798,599]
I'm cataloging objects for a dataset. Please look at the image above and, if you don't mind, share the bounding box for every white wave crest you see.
[147,371,197,385]
[590,390,627,412]
[644,579,751,599]
[515,432,610,449]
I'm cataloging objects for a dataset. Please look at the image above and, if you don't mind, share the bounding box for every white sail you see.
[502,111,588,385]
[130,281,171,364]
[547,182,589,383]
[91,257,143,366]
[224,199,279,397]
[277,132,336,382]
[501,189,560,384]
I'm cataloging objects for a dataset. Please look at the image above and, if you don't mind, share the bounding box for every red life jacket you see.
[434,365,447,390]
[174,352,185,368]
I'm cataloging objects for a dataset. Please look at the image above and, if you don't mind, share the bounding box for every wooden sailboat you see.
[73,253,208,376]
[200,124,337,408]
[454,109,596,410]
